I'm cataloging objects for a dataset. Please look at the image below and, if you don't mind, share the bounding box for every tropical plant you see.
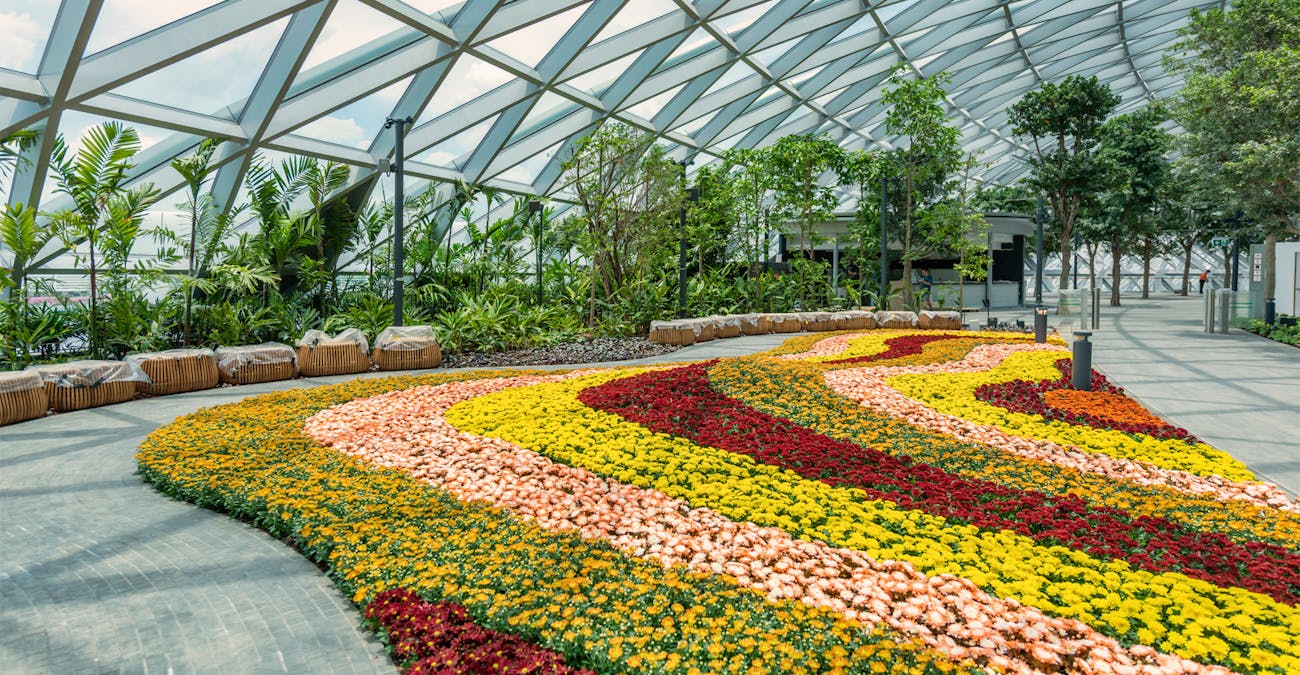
[46,122,162,358]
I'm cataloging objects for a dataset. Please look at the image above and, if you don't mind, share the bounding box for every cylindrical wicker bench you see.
[648,320,697,346]
[709,316,742,339]
[296,329,370,377]
[126,348,219,396]
[1,370,49,426]
[831,310,876,331]
[26,360,146,413]
[766,313,803,333]
[802,312,836,332]
[738,314,772,335]
[875,311,919,329]
[373,326,442,371]
[216,343,298,385]
[918,310,963,330]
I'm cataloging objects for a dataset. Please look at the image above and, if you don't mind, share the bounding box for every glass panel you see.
[294,76,415,149]
[0,0,61,72]
[108,18,289,119]
[483,3,588,68]
[590,0,677,44]
[418,54,514,120]
[85,0,223,55]
[301,0,412,71]
[412,114,499,168]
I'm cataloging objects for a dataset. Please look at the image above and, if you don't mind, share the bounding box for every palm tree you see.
[46,122,160,358]
[171,138,222,344]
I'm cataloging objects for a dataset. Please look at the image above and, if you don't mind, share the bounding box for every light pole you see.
[384,116,412,326]
[1034,195,1045,307]
[1227,210,1243,292]
[529,199,543,305]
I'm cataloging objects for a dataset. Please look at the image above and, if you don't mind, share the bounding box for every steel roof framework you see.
[1,0,1214,270]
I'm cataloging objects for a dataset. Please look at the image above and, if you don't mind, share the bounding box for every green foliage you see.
[764,134,846,306]
[1009,74,1121,287]
[560,120,680,327]
[1245,318,1300,346]
[879,68,978,307]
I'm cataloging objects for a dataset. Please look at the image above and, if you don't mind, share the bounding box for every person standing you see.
[919,268,934,308]
[1198,269,1209,294]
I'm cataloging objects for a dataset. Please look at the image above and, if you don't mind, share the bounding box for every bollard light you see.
[1034,306,1048,343]
[1072,331,1093,391]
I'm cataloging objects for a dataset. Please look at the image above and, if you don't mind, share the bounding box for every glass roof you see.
[3,0,1213,219]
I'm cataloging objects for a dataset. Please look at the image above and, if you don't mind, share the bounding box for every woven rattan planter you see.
[27,361,144,413]
[216,344,298,385]
[692,320,716,342]
[127,349,219,396]
[0,371,48,426]
[710,317,742,339]
[373,344,441,371]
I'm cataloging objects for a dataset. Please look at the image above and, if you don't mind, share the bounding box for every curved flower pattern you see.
[888,349,1251,480]
[446,371,1300,672]
[135,330,1300,675]
[308,372,1232,675]
[824,345,1294,511]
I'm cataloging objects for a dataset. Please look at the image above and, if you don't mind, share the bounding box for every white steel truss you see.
[2,0,1216,269]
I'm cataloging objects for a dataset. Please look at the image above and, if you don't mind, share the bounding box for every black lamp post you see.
[384,116,413,326]
[1227,210,1243,292]
[1034,195,1045,307]
[528,199,543,305]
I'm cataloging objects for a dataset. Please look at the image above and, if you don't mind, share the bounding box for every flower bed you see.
[137,330,1300,674]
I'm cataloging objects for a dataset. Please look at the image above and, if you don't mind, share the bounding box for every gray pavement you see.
[2,317,1295,673]
[1076,295,1300,496]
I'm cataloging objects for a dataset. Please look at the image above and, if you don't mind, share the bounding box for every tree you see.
[879,68,967,307]
[171,139,224,344]
[764,134,845,307]
[1167,0,1300,314]
[1095,106,1172,306]
[560,121,679,326]
[47,122,161,358]
[1009,75,1120,290]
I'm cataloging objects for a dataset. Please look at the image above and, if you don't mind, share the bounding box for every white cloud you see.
[297,115,369,149]
[301,2,407,70]
[0,11,40,71]
[84,0,219,54]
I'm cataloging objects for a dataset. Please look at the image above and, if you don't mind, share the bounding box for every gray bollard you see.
[1072,331,1093,391]
[1204,290,1216,333]
[1216,288,1232,334]
[1034,306,1048,343]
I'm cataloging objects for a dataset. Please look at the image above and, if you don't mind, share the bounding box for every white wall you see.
[1277,242,1300,316]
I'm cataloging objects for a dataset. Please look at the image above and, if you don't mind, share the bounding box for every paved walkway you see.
[0,334,791,674]
[1078,295,1300,496]
[2,319,1295,672]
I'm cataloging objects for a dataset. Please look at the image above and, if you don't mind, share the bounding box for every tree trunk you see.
[901,259,913,311]
[1180,241,1194,296]
[1058,222,1072,291]
[1109,237,1122,307]
[1223,249,1231,288]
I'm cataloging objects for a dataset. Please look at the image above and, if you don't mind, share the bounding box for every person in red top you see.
[1199,269,1210,294]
